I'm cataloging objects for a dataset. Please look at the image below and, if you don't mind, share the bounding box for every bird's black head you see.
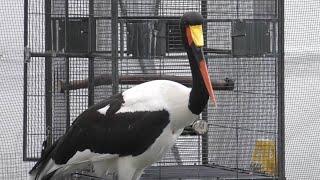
[180,12,204,50]
[181,11,204,27]
[180,12,217,107]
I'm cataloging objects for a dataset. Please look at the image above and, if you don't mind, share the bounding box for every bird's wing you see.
[30,92,170,177]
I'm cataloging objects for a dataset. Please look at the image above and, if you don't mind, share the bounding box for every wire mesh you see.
[25,57,46,159]
[0,0,34,179]
[285,1,320,179]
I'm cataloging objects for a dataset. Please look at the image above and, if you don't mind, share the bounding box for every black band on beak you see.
[190,44,205,65]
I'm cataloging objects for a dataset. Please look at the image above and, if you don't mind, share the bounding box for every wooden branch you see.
[58,74,234,93]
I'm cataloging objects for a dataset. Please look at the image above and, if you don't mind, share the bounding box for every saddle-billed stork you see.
[29,11,217,180]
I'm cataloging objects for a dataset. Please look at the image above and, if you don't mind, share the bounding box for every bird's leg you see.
[116,168,143,180]
[132,168,145,180]
[92,159,117,178]
[117,159,137,180]
[92,162,106,178]
[117,167,136,180]
[171,144,183,165]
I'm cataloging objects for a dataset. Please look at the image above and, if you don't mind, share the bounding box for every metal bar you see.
[119,21,124,82]
[31,52,282,60]
[275,0,278,19]
[30,52,236,59]
[24,157,41,162]
[272,20,279,177]
[201,0,209,165]
[154,0,161,16]
[23,0,29,161]
[58,75,234,92]
[30,52,278,63]
[118,0,127,16]
[111,0,119,95]
[88,0,94,107]
[45,0,53,148]
[201,108,209,165]
[236,55,240,179]
[119,16,180,21]
[65,0,70,131]
[277,0,286,179]
[236,0,239,19]
[203,48,232,55]
[272,22,277,54]
[118,16,279,21]
[29,48,235,57]
[48,16,278,22]
[31,52,112,58]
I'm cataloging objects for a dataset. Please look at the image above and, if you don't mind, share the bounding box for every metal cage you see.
[23,0,284,179]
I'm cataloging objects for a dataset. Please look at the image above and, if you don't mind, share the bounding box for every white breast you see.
[119,80,198,128]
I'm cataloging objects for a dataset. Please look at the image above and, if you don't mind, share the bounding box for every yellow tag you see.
[190,25,204,47]
[252,139,278,176]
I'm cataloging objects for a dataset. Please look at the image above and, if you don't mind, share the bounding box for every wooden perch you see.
[58,74,235,93]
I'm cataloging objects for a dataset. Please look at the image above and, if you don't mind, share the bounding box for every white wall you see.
[0,0,34,179]
[285,0,320,179]
[285,0,320,53]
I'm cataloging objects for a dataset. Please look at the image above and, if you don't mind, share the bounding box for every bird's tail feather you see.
[51,155,118,179]
[30,153,118,179]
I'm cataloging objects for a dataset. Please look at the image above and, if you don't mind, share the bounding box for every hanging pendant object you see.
[192,120,208,135]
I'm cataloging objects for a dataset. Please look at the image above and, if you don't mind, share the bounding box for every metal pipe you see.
[65,0,70,131]
[277,0,286,179]
[23,0,29,161]
[58,75,235,93]
[201,0,209,166]
[30,49,234,57]
[111,0,119,95]
[45,0,53,148]
[88,0,94,107]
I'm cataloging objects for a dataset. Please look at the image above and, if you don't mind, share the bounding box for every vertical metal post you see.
[277,0,285,179]
[272,20,280,177]
[272,19,278,177]
[120,20,124,74]
[65,0,71,130]
[201,109,208,165]
[88,0,95,107]
[201,0,209,165]
[111,0,119,95]
[45,0,53,147]
[23,0,29,161]
[236,0,239,19]
[235,57,240,179]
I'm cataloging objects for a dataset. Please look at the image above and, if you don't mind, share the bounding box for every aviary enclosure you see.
[23,0,284,179]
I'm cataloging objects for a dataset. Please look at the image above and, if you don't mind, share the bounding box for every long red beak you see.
[189,45,217,107]
[186,25,217,107]
[199,60,218,107]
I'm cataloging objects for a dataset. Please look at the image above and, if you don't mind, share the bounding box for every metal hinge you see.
[24,47,31,63]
